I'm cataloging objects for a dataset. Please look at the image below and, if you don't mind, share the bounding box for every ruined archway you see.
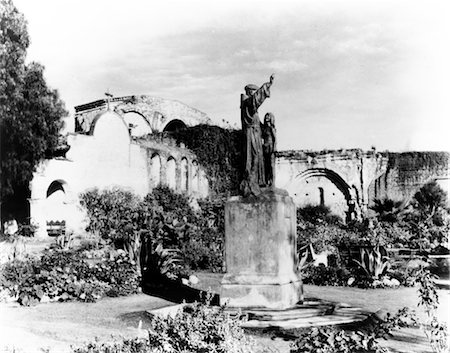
[166,157,177,189]
[150,153,162,188]
[163,119,187,133]
[180,158,188,191]
[294,168,354,221]
[123,111,152,137]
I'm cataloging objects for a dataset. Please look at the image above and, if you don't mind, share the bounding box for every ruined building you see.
[29,96,449,238]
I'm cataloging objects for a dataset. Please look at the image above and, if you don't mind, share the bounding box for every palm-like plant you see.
[140,238,184,281]
[353,245,389,279]
[371,198,407,223]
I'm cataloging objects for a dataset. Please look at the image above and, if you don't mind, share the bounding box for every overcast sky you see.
[14,0,450,152]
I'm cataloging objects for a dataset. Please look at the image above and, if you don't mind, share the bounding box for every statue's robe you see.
[240,82,271,196]
[262,124,276,186]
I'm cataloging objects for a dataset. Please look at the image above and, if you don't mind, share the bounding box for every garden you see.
[1,180,449,352]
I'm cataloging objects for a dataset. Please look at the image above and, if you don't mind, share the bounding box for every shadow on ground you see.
[142,278,220,305]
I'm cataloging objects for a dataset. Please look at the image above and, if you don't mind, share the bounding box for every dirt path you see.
[0,294,171,353]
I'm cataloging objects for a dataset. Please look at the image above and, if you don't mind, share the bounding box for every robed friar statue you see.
[239,74,275,197]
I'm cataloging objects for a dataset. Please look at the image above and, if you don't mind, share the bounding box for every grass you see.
[1,270,448,353]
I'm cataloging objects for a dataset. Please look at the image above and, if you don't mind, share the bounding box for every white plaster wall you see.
[30,110,209,238]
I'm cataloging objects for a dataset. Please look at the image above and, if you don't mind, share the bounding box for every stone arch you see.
[192,160,199,192]
[180,157,189,191]
[46,180,66,198]
[45,180,69,227]
[89,111,130,143]
[122,111,152,137]
[166,156,177,189]
[150,153,161,187]
[295,168,353,220]
[163,119,187,133]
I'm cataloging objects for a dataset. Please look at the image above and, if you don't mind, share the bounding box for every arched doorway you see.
[45,180,68,236]
[293,168,354,221]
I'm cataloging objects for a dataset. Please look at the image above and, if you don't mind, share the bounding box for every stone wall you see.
[275,149,388,220]
[368,152,450,203]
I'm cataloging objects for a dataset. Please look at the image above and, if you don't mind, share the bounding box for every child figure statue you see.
[262,112,276,187]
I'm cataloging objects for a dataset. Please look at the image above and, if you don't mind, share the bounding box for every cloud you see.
[248,59,308,73]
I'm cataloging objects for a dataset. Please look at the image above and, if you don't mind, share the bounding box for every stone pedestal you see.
[220,188,302,309]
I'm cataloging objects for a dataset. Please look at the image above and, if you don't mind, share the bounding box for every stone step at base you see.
[242,313,370,329]
[246,305,334,321]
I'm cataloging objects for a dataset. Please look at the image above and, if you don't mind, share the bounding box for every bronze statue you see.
[262,112,276,187]
[239,74,274,197]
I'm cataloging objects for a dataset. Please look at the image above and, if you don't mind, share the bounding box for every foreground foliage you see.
[0,248,140,306]
[293,267,448,353]
[73,300,257,353]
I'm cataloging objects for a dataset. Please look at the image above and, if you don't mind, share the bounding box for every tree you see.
[0,0,67,221]
[412,181,448,222]
[370,198,406,223]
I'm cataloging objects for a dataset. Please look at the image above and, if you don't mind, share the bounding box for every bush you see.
[297,205,341,225]
[81,187,225,274]
[290,327,389,353]
[80,188,147,249]
[0,248,140,306]
[73,300,257,353]
[301,264,350,286]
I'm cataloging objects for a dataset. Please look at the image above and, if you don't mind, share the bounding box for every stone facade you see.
[275,150,388,220]
[30,108,209,238]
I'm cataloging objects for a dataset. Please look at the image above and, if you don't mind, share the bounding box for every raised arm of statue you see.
[251,74,274,111]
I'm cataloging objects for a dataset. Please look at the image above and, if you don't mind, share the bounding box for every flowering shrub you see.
[0,249,140,306]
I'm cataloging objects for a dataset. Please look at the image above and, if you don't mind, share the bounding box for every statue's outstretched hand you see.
[270,73,275,84]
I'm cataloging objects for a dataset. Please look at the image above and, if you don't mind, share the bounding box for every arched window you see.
[151,154,161,187]
[166,157,176,189]
[192,160,199,192]
[319,187,325,206]
[47,180,66,198]
[181,158,188,191]
[45,180,68,233]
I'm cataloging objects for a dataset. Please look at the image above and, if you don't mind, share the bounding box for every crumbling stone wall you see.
[368,152,449,203]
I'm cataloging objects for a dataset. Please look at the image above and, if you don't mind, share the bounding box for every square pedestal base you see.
[220,188,302,309]
[221,279,302,309]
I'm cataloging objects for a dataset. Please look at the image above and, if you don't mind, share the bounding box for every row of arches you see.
[150,154,202,193]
